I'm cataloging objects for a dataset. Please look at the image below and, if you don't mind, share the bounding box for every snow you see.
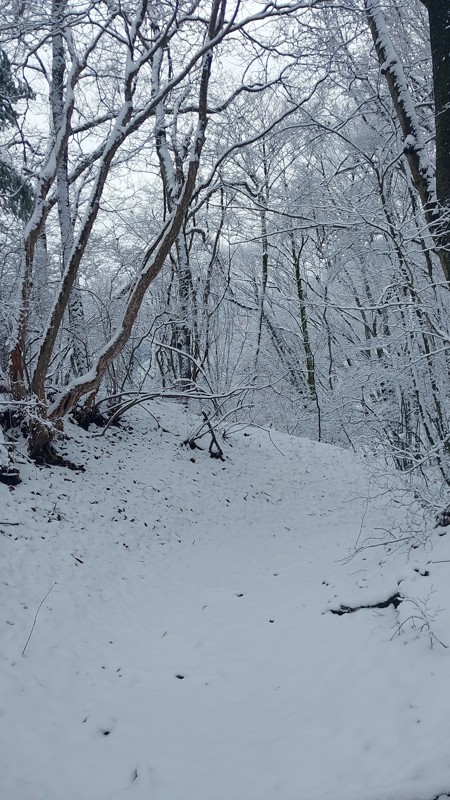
[1,401,450,800]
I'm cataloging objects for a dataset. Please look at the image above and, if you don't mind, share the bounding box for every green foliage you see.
[0,49,33,219]
[0,159,33,219]
[0,49,32,130]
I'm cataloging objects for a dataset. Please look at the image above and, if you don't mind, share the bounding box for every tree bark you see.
[365,0,450,281]
[427,0,450,278]
[51,0,90,380]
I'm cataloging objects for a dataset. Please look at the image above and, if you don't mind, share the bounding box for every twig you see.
[22,582,57,657]
[0,521,21,526]
[247,423,287,456]
[391,614,448,649]
[267,428,286,457]
[354,482,371,551]
[337,536,412,563]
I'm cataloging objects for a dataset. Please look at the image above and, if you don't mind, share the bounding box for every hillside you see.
[1,402,450,800]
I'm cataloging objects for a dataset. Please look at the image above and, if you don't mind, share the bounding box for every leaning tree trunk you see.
[426,0,450,279]
[365,0,450,281]
[45,3,225,428]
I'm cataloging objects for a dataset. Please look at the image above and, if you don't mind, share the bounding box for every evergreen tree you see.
[0,49,33,219]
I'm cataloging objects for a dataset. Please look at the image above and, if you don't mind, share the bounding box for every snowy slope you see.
[1,402,450,800]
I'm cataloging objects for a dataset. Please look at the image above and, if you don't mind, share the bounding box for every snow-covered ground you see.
[1,402,450,800]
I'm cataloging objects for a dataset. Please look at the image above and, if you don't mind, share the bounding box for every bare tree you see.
[3,0,327,458]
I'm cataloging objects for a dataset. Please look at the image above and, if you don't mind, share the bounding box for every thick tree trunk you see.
[427,0,450,278]
[51,0,90,380]
[175,233,198,383]
[154,47,200,387]
[291,234,317,400]
[365,0,450,281]
[254,144,270,370]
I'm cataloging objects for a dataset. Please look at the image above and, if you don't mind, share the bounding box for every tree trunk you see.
[51,0,90,380]
[365,0,450,281]
[426,0,450,278]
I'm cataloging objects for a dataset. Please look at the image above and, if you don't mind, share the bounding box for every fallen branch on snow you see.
[329,592,402,616]
[22,582,57,657]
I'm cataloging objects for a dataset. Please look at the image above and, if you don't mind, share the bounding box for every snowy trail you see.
[1,404,450,800]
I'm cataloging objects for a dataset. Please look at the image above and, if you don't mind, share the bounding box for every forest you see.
[0,0,449,486]
[3,4,450,798]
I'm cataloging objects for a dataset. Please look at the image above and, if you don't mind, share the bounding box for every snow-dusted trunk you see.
[365,0,450,281]
[290,233,316,400]
[154,44,199,386]
[8,33,83,400]
[254,202,269,369]
[426,0,450,278]
[254,146,270,369]
[9,232,41,400]
[175,233,198,383]
[51,0,90,378]
[33,231,51,325]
